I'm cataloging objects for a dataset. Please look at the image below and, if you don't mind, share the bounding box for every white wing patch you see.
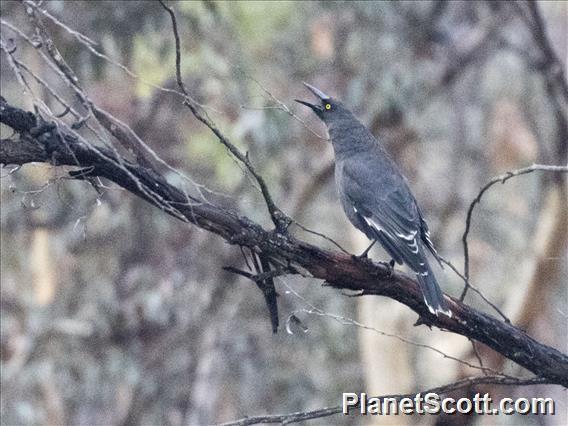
[423,229,439,255]
[362,215,386,236]
[359,213,420,254]
[395,230,417,241]
[407,237,419,254]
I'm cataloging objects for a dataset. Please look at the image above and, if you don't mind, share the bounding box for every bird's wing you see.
[416,205,443,267]
[342,164,426,271]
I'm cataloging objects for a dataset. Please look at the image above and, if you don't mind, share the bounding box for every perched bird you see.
[296,83,451,317]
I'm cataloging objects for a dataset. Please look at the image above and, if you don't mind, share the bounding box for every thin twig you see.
[158,0,291,231]
[469,338,488,375]
[3,10,220,208]
[239,71,327,141]
[15,3,206,106]
[292,221,351,255]
[19,4,180,220]
[301,308,505,375]
[461,163,568,300]
[33,3,98,46]
[524,1,568,101]
[282,282,504,376]
[218,374,549,426]
[439,256,510,323]
[223,266,287,283]
[18,2,210,223]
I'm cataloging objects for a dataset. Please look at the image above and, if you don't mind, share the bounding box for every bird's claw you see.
[352,252,372,264]
[386,259,396,277]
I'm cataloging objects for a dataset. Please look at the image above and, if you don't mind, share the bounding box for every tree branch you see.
[460,164,568,300]
[218,375,549,425]
[2,99,568,387]
[158,0,291,232]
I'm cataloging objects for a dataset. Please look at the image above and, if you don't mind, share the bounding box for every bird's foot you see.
[386,259,396,277]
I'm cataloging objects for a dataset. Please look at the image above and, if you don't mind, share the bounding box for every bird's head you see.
[295,83,351,125]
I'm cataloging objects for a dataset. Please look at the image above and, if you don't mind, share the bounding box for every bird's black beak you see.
[294,99,323,116]
[294,82,330,119]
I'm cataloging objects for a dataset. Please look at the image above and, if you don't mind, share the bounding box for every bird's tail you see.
[416,261,452,317]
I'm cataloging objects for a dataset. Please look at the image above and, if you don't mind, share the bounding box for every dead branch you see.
[218,375,549,425]
[460,164,568,300]
[2,99,568,387]
[158,0,291,232]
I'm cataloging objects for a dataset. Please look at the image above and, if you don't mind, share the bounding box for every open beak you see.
[294,82,330,118]
[302,82,330,100]
[294,99,322,114]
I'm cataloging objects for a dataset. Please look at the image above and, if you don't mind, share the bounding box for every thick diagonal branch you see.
[1,100,568,387]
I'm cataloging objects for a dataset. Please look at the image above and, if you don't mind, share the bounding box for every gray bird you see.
[296,83,451,317]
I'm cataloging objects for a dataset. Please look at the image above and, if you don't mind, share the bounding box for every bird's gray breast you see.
[334,159,368,234]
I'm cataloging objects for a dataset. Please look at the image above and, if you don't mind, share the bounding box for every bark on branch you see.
[1,98,567,387]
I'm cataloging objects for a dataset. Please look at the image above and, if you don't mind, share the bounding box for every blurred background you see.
[1,1,566,425]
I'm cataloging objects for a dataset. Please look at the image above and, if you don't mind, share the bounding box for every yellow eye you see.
[325,103,331,110]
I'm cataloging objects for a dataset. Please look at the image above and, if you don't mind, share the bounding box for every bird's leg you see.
[353,240,377,260]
